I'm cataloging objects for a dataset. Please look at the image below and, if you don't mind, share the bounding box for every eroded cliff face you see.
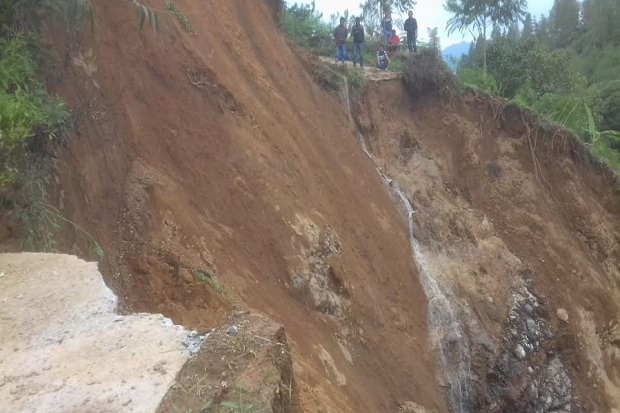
[353,81,620,412]
[35,1,448,412]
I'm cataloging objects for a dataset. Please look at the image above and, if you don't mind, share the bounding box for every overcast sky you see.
[299,0,555,47]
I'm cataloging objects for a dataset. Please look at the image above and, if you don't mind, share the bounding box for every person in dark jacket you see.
[382,11,393,46]
[404,10,418,52]
[333,17,348,64]
[351,17,365,67]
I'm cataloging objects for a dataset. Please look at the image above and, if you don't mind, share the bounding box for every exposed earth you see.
[1,0,620,412]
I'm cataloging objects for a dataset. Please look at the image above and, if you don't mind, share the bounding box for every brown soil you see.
[34,1,447,412]
[353,81,620,411]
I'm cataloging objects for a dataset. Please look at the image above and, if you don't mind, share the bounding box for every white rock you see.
[556,308,569,323]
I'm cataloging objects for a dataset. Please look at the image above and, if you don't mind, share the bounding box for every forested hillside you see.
[457,0,620,171]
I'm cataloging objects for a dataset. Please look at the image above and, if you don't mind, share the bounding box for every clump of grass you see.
[314,63,346,92]
[165,0,196,36]
[192,269,236,307]
[220,384,265,413]
[344,67,365,90]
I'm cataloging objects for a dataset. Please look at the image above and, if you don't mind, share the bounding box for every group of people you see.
[333,10,418,71]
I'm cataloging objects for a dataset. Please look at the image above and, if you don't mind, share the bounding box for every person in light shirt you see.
[376,44,390,70]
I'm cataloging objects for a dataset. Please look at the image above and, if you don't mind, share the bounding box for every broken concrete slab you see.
[0,253,203,413]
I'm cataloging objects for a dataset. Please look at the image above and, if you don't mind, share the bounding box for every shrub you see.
[279,3,333,56]
[0,34,67,191]
[457,68,500,95]
[403,47,456,96]
[345,67,365,90]
[599,80,620,131]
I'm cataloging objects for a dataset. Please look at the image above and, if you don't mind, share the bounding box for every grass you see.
[192,269,236,307]
[344,67,365,90]
[220,384,266,413]
[165,0,196,36]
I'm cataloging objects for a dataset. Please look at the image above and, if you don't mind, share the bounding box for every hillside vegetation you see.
[457,0,620,173]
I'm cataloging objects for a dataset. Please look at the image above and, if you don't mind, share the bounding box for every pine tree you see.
[522,13,534,40]
[548,0,580,48]
[536,15,552,48]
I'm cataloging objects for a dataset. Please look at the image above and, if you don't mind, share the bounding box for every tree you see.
[444,0,528,76]
[359,0,417,38]
[522,13,533,40]
[427,27,441,50]
[536,15,552,47]
[548,0,580,48]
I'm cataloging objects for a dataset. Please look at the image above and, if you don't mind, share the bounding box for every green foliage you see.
[0,0,93,34]
[314,63,346,91]
[0,0,162,36]
[531,94,591,138]
[9,162,62,252]
[192,269,236,307]
[444,0,528,74]
[485,38,586,99]
[165,0,194,35]
[345,67,365,90]
[279,2,333,56]
[220,384,265,413]
[0,35,67,190]
[456,68,499,94]
[599,80,620,131]
[548,0,580,48]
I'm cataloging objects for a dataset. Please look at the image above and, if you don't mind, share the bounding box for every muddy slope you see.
[353,81,620,412]
[40,1,447,412]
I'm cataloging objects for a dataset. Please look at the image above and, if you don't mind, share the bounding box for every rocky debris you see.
[0,253,202,413]
[183,330,210,355]
[557,308,569,323]
[483,276,573,412]
[289,216,349,316]
[399,401,431,412]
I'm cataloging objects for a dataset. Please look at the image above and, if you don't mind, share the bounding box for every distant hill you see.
[442,41,471,63]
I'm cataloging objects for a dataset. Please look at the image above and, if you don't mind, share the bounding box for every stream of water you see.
[341,81,473,412]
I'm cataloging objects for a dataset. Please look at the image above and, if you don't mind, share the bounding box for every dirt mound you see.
[353,81,620,412]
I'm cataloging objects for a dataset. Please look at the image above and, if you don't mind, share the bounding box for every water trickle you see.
[340,79,473,412]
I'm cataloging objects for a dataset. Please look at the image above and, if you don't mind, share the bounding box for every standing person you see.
[376,44,390,70]
[351,17,365,67]
[382,10,392,46]
[404,10,418,52]
[333,17,348,65]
